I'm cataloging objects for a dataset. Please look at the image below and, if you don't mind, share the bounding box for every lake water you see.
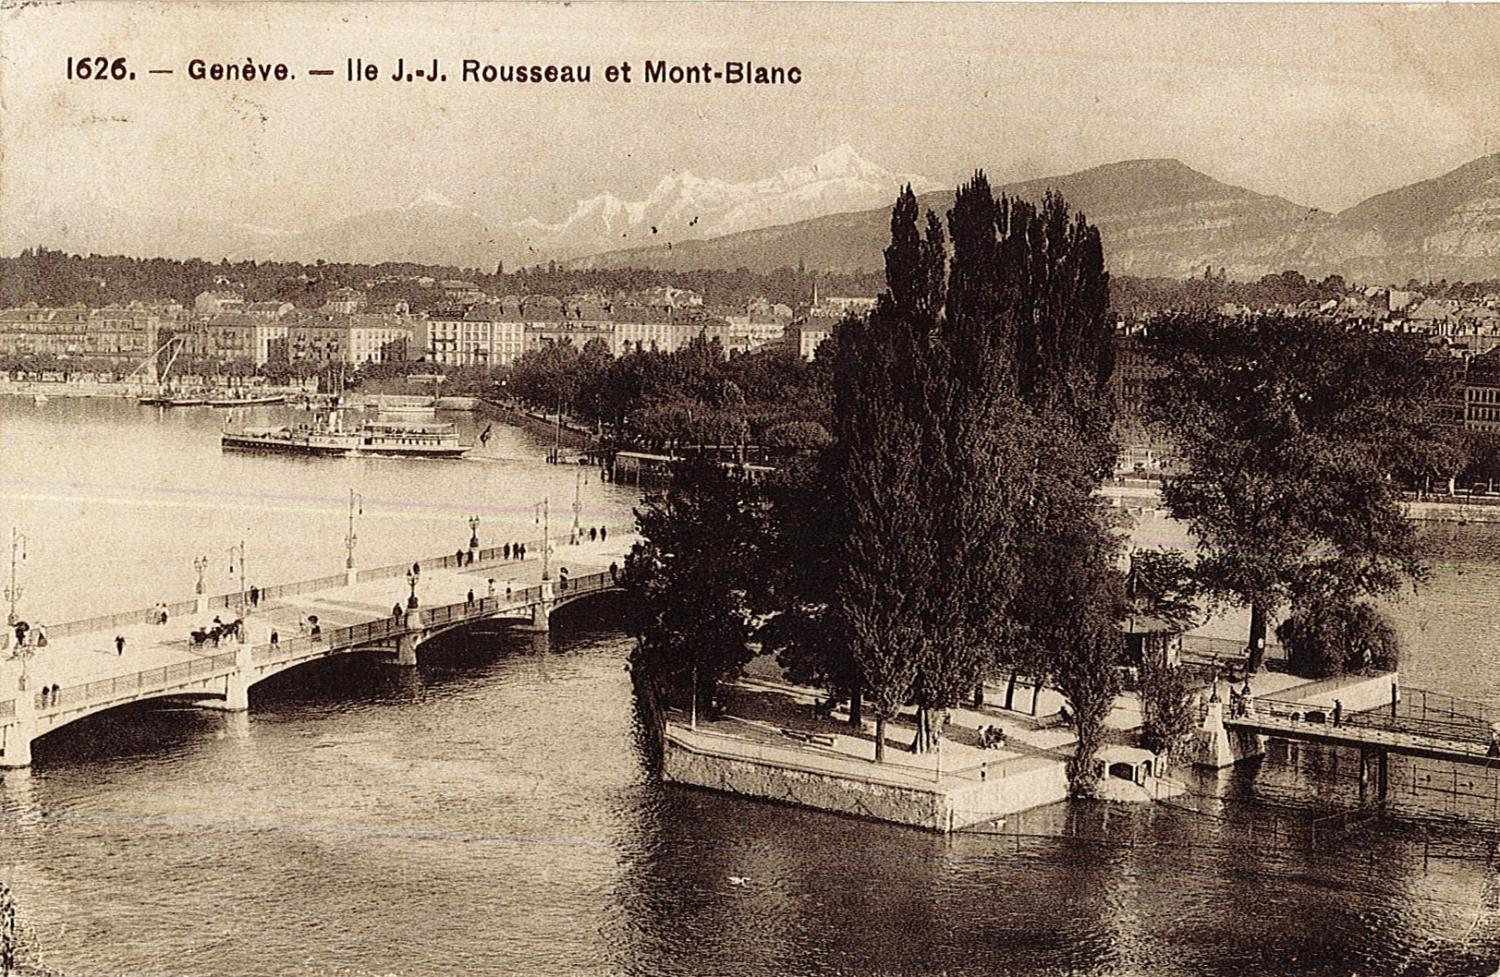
[2,396,1499,977]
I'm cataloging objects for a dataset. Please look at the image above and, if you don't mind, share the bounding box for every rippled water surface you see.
[2,397,1499,977]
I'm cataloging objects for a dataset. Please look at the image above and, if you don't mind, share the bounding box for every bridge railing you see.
[1179,634,1286,663]
[257,573,351,603]
[252,615,407,665]
[1237,695,1494,746]
[47,607,165,640]
[353,534,590,585]
[554,571,613,598]
[1397,687,1498,728]
[36,533,623,642]
[40,651,239,714]
[250,572,620,664]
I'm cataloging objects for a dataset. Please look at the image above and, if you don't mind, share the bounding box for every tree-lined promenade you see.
[621,175,1459,795]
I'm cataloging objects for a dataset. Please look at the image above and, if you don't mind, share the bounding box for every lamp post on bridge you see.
[4,528,28,627]
[345,489,363,570]
[468,514,480,550]
[228,541,246,616]
[570,469,584,545]
[8,642,34,693]
[192,555,209,596]
[535,499,550,581]
[406,564,420,609]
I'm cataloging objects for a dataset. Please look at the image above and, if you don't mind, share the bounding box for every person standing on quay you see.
[115,635,125,656]
[504,543,511,561]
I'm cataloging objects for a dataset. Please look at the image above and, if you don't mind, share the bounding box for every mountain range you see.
[6,148,1498,284]
[573,154,1500,284]
[4,146,934,272]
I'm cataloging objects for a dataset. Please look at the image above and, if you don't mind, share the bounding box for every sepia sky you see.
[2,2,1499,230]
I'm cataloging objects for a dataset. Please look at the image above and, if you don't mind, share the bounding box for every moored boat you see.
[205,394,287,407]
[221,417,469,458]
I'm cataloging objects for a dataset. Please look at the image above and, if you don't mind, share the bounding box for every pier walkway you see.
[1,532,633,768]
[1226,694,1498,767]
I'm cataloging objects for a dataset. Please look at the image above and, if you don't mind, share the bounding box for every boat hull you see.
[221,433,468,458]
[206,396,287,407]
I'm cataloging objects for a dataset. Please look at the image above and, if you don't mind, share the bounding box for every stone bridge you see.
[1,557,623,769]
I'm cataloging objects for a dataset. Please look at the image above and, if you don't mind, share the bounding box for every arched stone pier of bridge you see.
[195,631,251,712]
[2,682,36,769]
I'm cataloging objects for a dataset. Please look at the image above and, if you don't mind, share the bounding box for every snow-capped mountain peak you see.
[526,147,933,257]
[405,188,458,210]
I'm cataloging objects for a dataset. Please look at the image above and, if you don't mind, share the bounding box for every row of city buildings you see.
[0,288,872,373]
[9,286,1500,437]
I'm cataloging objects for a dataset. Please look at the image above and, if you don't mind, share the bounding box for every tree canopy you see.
[1144,312,1462,670]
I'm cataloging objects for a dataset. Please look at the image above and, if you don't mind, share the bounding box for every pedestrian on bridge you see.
[270,630,279,649]
[466,588,475,606]
[249,585,260,608]
[1333,699,1343,727]
[503,543,511,560]
[456,548,465,566]
[589,526,597,542]
[115,635,125,656]
[600,526,606,542]
[487,579,496,599]
[393,603,403,621]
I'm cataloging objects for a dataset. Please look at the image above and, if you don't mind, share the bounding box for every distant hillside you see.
[1315,152,1500,283]
[569,155,1500,285]
[2,146,933,272]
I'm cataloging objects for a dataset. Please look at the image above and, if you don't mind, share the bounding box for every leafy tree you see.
[1137,654,1198,762]
[1048,522,1125,797]
[622,455,766,718]
[761,420,832,454]
[1124,548,1200,632]
[1144,313,1462,671]
[824,178,1119,774]
[826,298,933,762]
[1276,599,1401,678]
[754,452,861,724]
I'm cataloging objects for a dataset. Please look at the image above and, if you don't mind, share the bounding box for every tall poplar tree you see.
[828,178,1121,774]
